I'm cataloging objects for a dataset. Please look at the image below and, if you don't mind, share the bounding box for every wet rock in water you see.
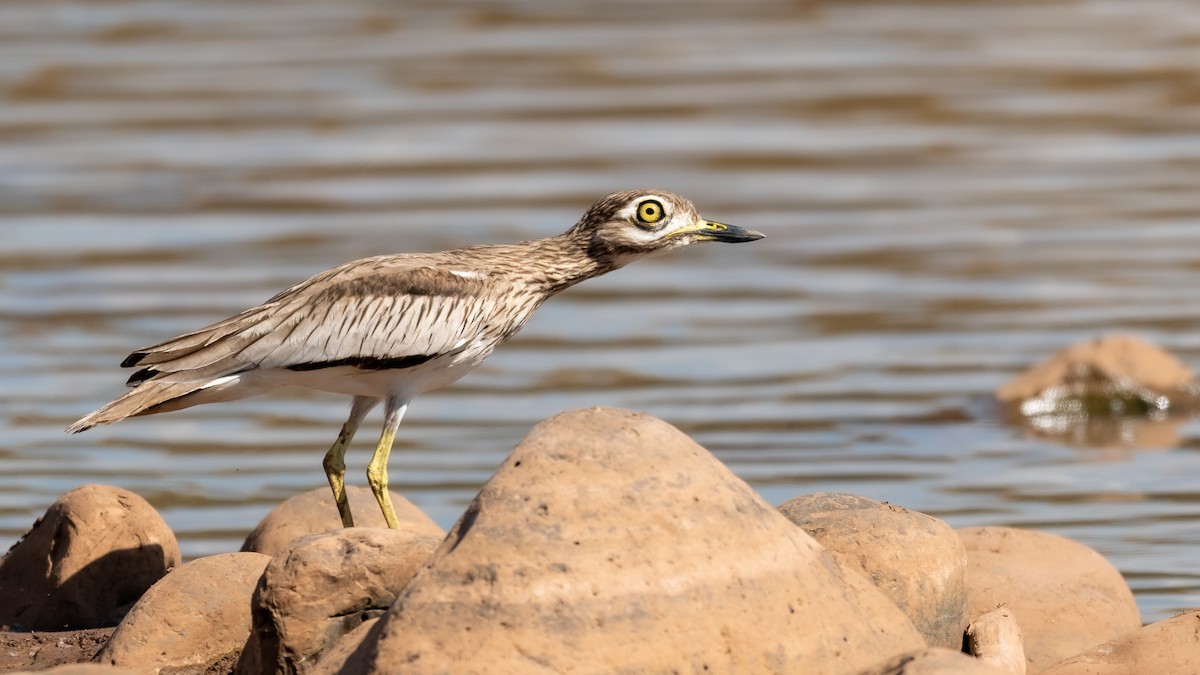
[860,648,1010,675]
[95,552,271,674]
[240,486,444,557]
[995,335,1200,445]
[778,492,969,649]
[958,526,1140,672]
[236,528,440,675]
[349,407,925,674]
[0,484,181,631]
[1038,609,1200,675]
[996,334,1197,410]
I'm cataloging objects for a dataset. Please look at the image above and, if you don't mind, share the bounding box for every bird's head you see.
[569,190,764,269]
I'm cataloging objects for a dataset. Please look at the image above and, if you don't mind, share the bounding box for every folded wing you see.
[122,263,507,386]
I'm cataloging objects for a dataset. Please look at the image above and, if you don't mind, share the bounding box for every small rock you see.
[94,552,271,673]
[779,492,969,649]
[1038,609,1200,674]
[959,526,1140,672]
[965,608,1025,675]
[236,528,440,674]
[241,486,443,557]
[355,407,925,673]
[0,484,181,630]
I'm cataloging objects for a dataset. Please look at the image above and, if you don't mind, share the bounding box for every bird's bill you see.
[686,220,765,243]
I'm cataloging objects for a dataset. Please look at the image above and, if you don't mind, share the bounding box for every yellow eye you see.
[636,199,666,226]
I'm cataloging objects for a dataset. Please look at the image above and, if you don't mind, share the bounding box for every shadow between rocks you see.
[0,544,172,631]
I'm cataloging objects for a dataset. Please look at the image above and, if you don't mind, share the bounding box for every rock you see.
[94,552,271,673]
[0,484,181,630]
[778,492,969,649]
[354,407,925,673]
[241,486,443,557]
[959,527,1140,672]
[1039,610,1200,675]
[859,648,1010,674]
[237,528,440,674]
[965,608,1025,675]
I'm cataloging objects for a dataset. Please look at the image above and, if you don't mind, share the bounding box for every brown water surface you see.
[3,0,1200,621]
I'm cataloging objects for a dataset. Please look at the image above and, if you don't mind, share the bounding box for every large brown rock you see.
[237,528,440,674]
[94,552,271,673]
[241,486,443,557]
[1039,610,1200,675]
[0,484,181,630]
[959,527,1140,672]
[779,492,969,648]
[348,407,925,674]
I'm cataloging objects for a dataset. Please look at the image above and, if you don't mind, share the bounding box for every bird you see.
[68,189,765,529]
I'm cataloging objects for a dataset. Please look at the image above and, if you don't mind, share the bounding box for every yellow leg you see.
[323,396,378,528]
[366,396,408,529]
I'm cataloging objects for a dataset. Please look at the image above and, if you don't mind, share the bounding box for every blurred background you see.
[3,0,1200,621]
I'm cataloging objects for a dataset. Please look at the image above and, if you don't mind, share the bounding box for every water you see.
[4,0,1200,623]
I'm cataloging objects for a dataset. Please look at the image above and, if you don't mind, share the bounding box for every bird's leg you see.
[324,396,379,527]
[366,395,409,529]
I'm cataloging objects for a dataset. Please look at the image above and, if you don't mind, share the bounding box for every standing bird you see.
[68,190,764,528]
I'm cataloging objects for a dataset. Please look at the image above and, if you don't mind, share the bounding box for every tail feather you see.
[126,304,279,369]
[67,381,211,433]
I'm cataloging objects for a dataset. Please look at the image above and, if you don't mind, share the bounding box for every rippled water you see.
[4,0,1200,623]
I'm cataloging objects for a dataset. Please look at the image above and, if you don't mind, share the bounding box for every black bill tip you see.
[699,220,765,243]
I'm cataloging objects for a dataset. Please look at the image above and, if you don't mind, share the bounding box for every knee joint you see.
[366,464,388,487]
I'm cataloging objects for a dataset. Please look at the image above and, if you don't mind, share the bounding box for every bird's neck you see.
[523,230,616,294]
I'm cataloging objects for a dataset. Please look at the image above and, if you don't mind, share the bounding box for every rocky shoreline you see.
[2,406,1196,674]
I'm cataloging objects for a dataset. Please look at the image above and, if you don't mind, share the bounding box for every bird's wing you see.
[122,262,513,385]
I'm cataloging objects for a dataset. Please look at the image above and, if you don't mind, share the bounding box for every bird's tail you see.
[67,381,213,433]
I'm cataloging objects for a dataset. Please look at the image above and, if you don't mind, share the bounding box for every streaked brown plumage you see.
[69,189,764,528]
